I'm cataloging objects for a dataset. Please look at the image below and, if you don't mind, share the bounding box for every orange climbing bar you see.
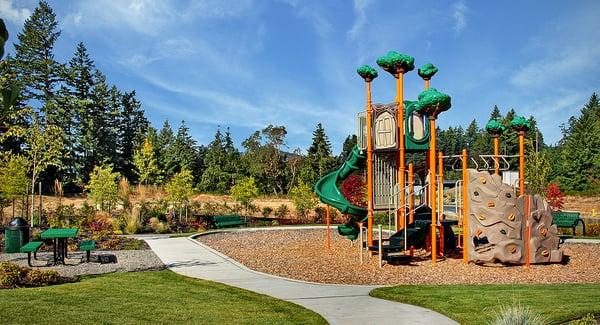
[408,163,414,224]
[493,137,500,175]
[396,73,406,231]
[326,205,331,249]
[429,117,437,263]
[462,149,469,264]
[525,195,531,267]
[366,81,374,246]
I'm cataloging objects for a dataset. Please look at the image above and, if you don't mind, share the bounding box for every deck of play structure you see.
[314,51,563,266]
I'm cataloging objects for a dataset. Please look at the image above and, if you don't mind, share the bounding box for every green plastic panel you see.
[404,100,430,152]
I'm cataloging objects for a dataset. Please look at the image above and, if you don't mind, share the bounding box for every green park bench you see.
[80,240,96,262]
[213,215,247,228]
[552,211,586,238]
[19,241,43,267]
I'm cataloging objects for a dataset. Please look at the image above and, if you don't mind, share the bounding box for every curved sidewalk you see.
[145,236,457,325]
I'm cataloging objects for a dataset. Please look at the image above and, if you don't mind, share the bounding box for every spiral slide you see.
[314,145,367,240]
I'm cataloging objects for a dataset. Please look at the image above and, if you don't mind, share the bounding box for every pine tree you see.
[156,120,176,180]
[301,123,336,185]
[13,0,64,117]
[556,93,600,192]
[489,105,501,120]
[118,90,147,180]
[200,127,230,193]
[338,134,357,163]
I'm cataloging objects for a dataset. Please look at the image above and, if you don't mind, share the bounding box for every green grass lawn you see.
[371,283,600,324]
[0,270,326,325]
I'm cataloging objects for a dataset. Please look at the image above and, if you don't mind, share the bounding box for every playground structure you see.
[314,51,563,266]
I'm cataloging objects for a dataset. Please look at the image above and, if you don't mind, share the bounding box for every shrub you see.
[0,262,24,289]
[373,212,391,226]
[586,224,600,237]
[545,183,564,211]
[124,206,142,234]
[290,181,317,219]
[274,204,289,218]
[340,174,366,207]
[86,165,120,213]
[314,207,326,224]
[24,269,60,287]
[262,206,273,218]
[230,177,259,215]
[489,304,547,325]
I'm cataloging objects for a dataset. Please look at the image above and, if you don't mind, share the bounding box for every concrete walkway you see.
[146,236,457,325]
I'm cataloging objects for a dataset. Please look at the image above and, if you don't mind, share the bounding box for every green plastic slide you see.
[314,145,367,240]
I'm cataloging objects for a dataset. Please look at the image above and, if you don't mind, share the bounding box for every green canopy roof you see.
[356,65,378,81]
[510,116,531,132]
[417,63,438,80]
[376,51,415,76]
[485,119,505,136]
[416,88,451,117]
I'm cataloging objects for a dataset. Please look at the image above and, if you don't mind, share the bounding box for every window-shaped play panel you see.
[373,103,398,151]
[404,101,430,152]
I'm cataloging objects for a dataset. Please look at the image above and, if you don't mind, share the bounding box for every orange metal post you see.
[396,73,406,231]
[425,79,430,90]
[366,81,374,246]
[493,137,500,175]
[525,195,531,267]
[326,205,331,249]
[438,151,444,255]
[462,149,469,264]
[429,117,437,263]
[408,163,414,224]
[518,132,525,196]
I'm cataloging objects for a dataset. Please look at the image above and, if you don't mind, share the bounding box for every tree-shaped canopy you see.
[485,119,505,137]
[356,65,378,82]
[376,51,415,77]
[416,88,451,118]
[510,116,531,133]
[417,63,438,80]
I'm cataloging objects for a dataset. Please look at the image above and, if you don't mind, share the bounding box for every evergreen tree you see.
[13,0,63,116]
[556,93,600,192]
[133,135,160,185]
[300,123,336,186]
[489,105,501,120]
[338,134,357,163]
[199,127,230,193]
[118,90,147,180]
[156,120,176,180]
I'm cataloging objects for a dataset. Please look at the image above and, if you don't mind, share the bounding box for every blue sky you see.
[2,0,599,153]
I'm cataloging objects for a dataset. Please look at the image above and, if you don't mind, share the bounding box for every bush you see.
[262,206,273,218]
[24,269,60,287]
[290,181,317,219]
[586,224,600,237]
[1,262,66,289]
[489,304,547,325]
[314,207,326,224]
[0,262,24,289]
[545,183,564,211]
[274,204,289,218]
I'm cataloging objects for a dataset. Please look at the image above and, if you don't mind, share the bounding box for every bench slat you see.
[19,241,43,253]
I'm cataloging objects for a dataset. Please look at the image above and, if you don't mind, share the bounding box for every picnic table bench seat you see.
[552,211,586,237]
[80,240,96,262]
[212,215,247,228]
[19,241,43,267]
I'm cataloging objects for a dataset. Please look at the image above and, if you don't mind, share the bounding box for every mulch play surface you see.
[197,229,600,285]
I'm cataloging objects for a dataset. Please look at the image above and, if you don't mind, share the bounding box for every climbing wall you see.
[467,169,562,264]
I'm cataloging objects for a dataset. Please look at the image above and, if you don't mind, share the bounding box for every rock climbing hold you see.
[475,229,482,237]
[505,192,512,198]
[488,201,495,208]
[474,191,479,196]
[541,249,549,257]
[478,214,486,220]
[480,177,486,184]
[508,245,517,253]
[540,228,547,237]
[500,229,507,235]
[507,213,515,221]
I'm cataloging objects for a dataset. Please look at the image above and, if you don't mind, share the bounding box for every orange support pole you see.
[493,136,500,175]
[438,151,444,255]
[396,73,406,231]
[518,132,525,196]
[462,149,469,264]
[366,81,374,247]
[425,79,430,90]
[408,163,414,224]
[429,117,437,263]
[326,205,331,249]
[525,195,531,267]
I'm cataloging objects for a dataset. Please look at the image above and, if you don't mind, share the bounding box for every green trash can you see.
[4,217,29,253]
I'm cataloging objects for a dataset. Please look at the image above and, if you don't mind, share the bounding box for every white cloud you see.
[347,0,373,41]
[452,0,467,33]
[0,0,31,25]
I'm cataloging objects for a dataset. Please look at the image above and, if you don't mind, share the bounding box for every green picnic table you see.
[41,228,79,265]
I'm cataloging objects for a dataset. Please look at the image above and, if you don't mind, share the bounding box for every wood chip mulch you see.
[197,229,600,285]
